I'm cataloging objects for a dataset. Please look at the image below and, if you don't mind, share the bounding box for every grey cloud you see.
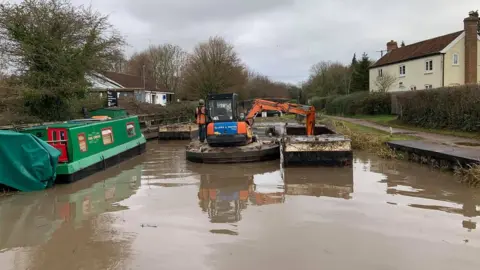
[119,0,295,27]
[12,0,479,83]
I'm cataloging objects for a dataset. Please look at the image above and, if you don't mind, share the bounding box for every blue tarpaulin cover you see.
[0,130,60,191]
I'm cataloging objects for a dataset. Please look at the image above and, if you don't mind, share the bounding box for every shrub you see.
[310,95,338,111]
[396,85,480,131]
[360,92,391,115]
[23,89,108,121]
[1,87,195,125]
[118,97,197,123]
[325,92,391,116]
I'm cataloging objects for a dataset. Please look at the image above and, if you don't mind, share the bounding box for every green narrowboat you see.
[20,115,146,183]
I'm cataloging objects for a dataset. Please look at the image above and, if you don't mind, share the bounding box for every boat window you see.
[126,122,136,137]
[102,128,114,145]
[59,131,66,144]
[78,133,87,152]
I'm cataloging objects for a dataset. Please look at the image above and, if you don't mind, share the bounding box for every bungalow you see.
[88,71,174,106]
[369,12,480,92]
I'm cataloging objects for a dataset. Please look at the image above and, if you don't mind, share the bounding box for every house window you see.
[102,128,114,145]
[126,122,136,137]
[452,53,459,66]
[425,84,433,89]
[410,86,417,90]
[399,65,406,76]
[378,69,383,77]
[425,60,433,72]
[78,133,87,152]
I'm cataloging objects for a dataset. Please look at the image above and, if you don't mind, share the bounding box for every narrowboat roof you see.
[90,107,126,111]
[21,116,138,131]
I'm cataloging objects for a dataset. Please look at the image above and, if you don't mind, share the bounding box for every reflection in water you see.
[355,152,480,232]
[0,159,143,270]
[195,163,285,223]
[283,167,354,199]
[198,174,251,223]
[252,170,285,206]
[195,160,355,224]
[2,142,480,270]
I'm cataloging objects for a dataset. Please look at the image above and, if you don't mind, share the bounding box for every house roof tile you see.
[370,31,463,68]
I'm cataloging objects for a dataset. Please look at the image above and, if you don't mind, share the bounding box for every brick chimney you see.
[464,11,478,84]
[387,40,398,53]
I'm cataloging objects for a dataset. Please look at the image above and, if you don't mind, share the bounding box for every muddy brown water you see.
[1,141,480,270]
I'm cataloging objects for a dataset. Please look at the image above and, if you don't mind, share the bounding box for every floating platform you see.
[387,140,480,167]
[186,140,279,164]
[280,123,353,167]
[158,124,198,140]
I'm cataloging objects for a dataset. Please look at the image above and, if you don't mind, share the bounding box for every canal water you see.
[1,141,480,270]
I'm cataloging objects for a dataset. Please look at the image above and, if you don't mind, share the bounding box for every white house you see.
[88,71,174,106]
[369,12,480,92]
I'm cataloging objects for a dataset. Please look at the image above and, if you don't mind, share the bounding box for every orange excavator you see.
[245,99,316,136]
[205,93,315,146]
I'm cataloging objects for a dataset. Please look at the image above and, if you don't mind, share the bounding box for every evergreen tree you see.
[347,53,358,94]
[350,52,371,92]
[401,41,406,47]
[350,53,358,68]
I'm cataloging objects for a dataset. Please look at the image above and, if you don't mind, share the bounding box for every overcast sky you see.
[11,0,480,84]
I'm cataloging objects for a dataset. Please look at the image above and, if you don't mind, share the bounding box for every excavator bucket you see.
[280,123,352,167]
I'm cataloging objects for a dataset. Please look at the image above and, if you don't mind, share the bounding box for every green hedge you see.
[310,95,338,111]
[324,92,391,116]
[119,97,196,123]
[396,85,480,131]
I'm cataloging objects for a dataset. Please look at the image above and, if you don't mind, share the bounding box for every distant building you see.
[88,71,174,106]
[369,12,480,92]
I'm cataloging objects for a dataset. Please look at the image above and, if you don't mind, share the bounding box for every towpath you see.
[328,116,480,148]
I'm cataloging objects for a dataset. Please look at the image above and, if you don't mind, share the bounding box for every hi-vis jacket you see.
[195,106,206,125]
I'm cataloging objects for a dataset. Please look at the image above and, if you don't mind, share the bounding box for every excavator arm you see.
[246,99,316,135]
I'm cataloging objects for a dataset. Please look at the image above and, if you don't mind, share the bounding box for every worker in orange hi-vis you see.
[195,99,207,143]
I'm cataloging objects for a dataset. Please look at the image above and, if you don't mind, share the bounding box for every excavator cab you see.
[206,93,253,146]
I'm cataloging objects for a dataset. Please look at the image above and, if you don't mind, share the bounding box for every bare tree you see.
[242,69,290,100]
[109,49,128,73]
[375,73,397,92]
[304,61,351,98]
[126,44,187,93]
[127,51,153,79]
[148,44,187,93]
[179,36,247,100]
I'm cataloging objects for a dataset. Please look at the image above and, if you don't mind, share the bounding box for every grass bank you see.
[322,117,480,187]
[321,117,416,160]
[351,114,480,140]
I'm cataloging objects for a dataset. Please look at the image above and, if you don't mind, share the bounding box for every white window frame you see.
[425,84,433,89]
[452,53,459,66]
[378,69,383,77]
[399,65,406,77]
[425,59,433,73]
